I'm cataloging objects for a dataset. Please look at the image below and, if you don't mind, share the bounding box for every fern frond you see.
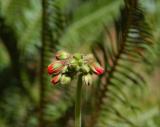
[91,0,153,126]
[60,0,122,52]
[39,0,70,126]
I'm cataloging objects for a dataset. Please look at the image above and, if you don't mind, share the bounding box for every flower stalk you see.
[75,75,83,127]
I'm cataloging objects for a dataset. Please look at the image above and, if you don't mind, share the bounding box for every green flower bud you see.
[73,53,83,60]
[60,75,71,85]
[78,59,83,66]
[70,58,77,65]
[75,66,80,71]
[56,50,70,60]
[82,74,92,86]
[81,64,90,73]
[70,59,79,70]
[62,66,68,73]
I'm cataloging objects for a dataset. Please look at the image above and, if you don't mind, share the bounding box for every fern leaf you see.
[91,0,153,126]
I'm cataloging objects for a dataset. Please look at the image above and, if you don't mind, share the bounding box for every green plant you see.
[91,0,153,126]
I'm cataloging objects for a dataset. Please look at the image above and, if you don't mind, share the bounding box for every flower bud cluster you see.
[47,51,104,85]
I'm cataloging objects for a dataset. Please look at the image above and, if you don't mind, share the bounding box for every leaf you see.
[92,0,153,126]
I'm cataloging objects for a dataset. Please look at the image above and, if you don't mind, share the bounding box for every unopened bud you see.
[56,50,70,60]
[61,66,68,73]
[51,74,61,85]
[78,59,83,66]
[82,74,92,85]
[81,64,90,73]
[70,59,79,70]
[48,61,64,75]
[60,75,71,85]
[73,53,83,60]
[70,58,77,65]
[90,62,104,75]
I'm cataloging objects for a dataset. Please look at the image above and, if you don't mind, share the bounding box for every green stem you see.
[75,75,83,127]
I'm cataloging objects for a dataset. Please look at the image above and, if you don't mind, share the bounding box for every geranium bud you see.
[78,59,83,66]
[82,74,92,85]
[48,61,64,75]
[56,50,70,60]
[51,74,61,85]
[70,58,77,65]
[60,75,71,85]
[81,64,90,73]
[61,66,68,73]
[90,62,104,75]
[73,53,83,60]
[70,59,79,70]
[75,66,80,71]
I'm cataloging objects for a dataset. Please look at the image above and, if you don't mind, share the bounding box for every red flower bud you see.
[48,61,65,75]
[51,74,61,85]
[90,63,104,75]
